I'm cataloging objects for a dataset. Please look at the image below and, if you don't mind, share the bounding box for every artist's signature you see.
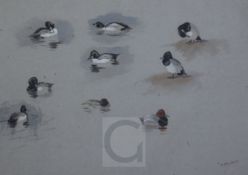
[217,160,239,167]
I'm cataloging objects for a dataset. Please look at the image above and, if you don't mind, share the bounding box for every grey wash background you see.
[0,0,248,174]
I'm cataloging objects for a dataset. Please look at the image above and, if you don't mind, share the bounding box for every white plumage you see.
[93,22,131,36]
[88,50,119,66]
[102,23,127,35]
[161,51,187,78]
[39,28,58,38]
[166,59,184,74]
[140,115,159,127]
[91,54,114,64]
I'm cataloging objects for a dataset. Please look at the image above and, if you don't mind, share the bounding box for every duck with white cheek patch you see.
[178,22,202,43]
[92,21,131,36]
[8,105,29,128]
[31,21,58,40]
[161,51,188,79]
[88,50,119,72]
[26,77,54,98]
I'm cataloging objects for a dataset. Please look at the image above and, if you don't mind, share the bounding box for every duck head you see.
[93,22,105,29]
[161,51,173,63]
[88,50,100,60]
[28,76,38,91]
[181,22,191,32]
[45,21,55,30]
[20,105,27,114]
[156,109,166,118]
[100,98,109,107]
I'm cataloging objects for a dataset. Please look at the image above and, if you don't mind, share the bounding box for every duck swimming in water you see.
[82,98,110,112]
[88,50,119,65]
[88,50,119,72]
[26,76,54,98]
[156,109,168,129]
[8,105,29,128]
[140,109,168,129]
[31,21,58,39]
[161,51,187,79]
[92,21,131,36]
[178,22,202,42]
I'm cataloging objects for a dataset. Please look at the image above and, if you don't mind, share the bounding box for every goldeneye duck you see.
[26,76,54,98]
[92,21,131,36]
[178,22,202,42]
[88,50,119,72]
[140,109,168,129]
[31,21,58,39]
[8,105,29,128]
[161,51,187,79]
[88,50,119,65]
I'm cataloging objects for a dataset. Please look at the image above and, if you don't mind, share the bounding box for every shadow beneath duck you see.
[81,46,134,79]
[146,72,198,89]
[168,39,229,60]
[0,101,42,137]
[16,18,74,49]
[90,65,106,73]
[88,12,140,44]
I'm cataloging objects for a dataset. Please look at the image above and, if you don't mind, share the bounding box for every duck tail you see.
[33,27,46,34]
[111,55,120,65]
[122,26,132,31]
[48,83,54,88]
[196,36,202,41]
[113,54,120,60]
[178,69,187,76]
[127,26,132,30]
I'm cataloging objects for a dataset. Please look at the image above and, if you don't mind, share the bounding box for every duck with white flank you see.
[92,21,131,36]
[178,22,202,42]
[8,105,29,128]
[88,50,119,72]
[26,77,54,98]
[161,51,187,79]
[31,21,58,40]
[140,109,169,129]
